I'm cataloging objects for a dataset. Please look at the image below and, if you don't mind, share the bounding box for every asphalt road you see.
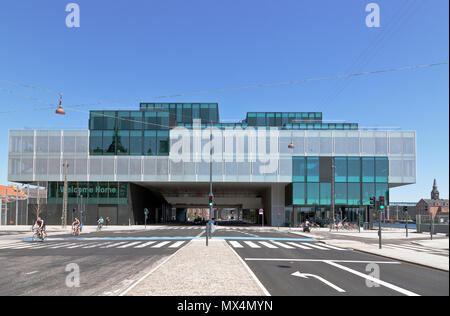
[0,226,448,296]
[0,227,204,296]
[215,229,449,296]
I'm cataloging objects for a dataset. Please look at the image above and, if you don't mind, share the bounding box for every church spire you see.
[431,179,440,200]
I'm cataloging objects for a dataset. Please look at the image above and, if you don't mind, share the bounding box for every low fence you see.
[416,214,449,234]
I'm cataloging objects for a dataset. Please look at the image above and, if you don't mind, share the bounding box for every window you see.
[335,183,347,204]
[307,157,319,182]
[307,183,319,205]
[347,157,361,182]
[130,112,143,130]
[335,157,347,182]
[320,183,331,205]
[348,183,361,205]
[103,131,115,155]
[293,157,306,182]
[293,183,305,205]
[90,112,103,130]
[157,131,169,155]
[144,131,157,155]
[362,158,375,182]
[375,157,388,182]
[117,131,129,155]
[104,111,117,130]
[90,131,102,154]
[130,131,143,155]
[362,183,375,205]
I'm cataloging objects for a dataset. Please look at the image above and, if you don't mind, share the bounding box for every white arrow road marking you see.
[291,271,346,293]
[324,260,420,296]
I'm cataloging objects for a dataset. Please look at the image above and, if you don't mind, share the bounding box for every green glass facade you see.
[292,156,389,206]
[47,181,128,204]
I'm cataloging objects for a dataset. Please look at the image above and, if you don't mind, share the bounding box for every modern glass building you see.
[7,103,416,226]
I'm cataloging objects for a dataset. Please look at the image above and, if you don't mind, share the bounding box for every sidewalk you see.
[122,239,269,296]
[319,239,449,272]
[412,238,449,250]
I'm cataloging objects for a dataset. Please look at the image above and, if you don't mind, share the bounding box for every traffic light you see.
[208,195,214,207]
[403,206,408,213]
[379,196,385,210]
[369,196,376,206]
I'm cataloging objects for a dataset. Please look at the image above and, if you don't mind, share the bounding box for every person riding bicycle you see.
[33,217,47,239]
[72,217,81,235]
[97,217,104,230]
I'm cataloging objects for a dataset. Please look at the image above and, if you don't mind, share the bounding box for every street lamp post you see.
[206,121,214,247]
[330,158,335,231]
[62,161,68,228]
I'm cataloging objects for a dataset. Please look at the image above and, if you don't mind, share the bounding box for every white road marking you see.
[100,242,128,248]
[84,242,113,249]
[324,260,420,296]
[48,242,75,249]
[319,244,346,251]
[151,241,171,248]
[25,271,39,275]
[303,243,329,250]
[229,241,244,248]
[66,243,90,249]
[258,241,278,249]
[134,241,156,248]
[169,241,185,248]
[117,242,142,248]
[287,242,312,249]
[270,241,295,249]
[291,271,346,293]
[244,241,261,248]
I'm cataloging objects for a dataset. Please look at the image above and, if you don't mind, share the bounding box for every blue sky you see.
[0,0,448,201]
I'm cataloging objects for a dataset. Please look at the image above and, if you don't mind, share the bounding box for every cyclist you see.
[72,217,81,235]
[33,217,47,239]
[97,217,104,231]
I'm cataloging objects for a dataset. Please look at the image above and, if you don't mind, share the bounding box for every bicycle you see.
[72,225,81,236]
[32,226,46,242]
[96,223,103,232]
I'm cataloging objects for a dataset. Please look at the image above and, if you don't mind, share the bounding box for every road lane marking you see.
[66,243,90,249]
[270,241,295,249]
[303,243,329,250]
[244,258,401,264]
[169,241,185,248]
[287,242,312,249]
[319,244,346,251]
[102,242,128,248]
[324,260,420,296]
[291,271,346,293]
[244,241,261,248]
[84,242,113,249]
[48,242,76,249]
[118,242,142,248]
[258,241,278,249]
[152,241,171,248]
[25,271,39,275]
[134,241,156,248]
[229,241,243,248]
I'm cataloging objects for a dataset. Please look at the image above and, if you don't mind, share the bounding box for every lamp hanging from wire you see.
[56,93,65,115]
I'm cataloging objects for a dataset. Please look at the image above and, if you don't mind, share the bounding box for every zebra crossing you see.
[0,240,187,251]
[381,243,449,257]
[227,240,347,251]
